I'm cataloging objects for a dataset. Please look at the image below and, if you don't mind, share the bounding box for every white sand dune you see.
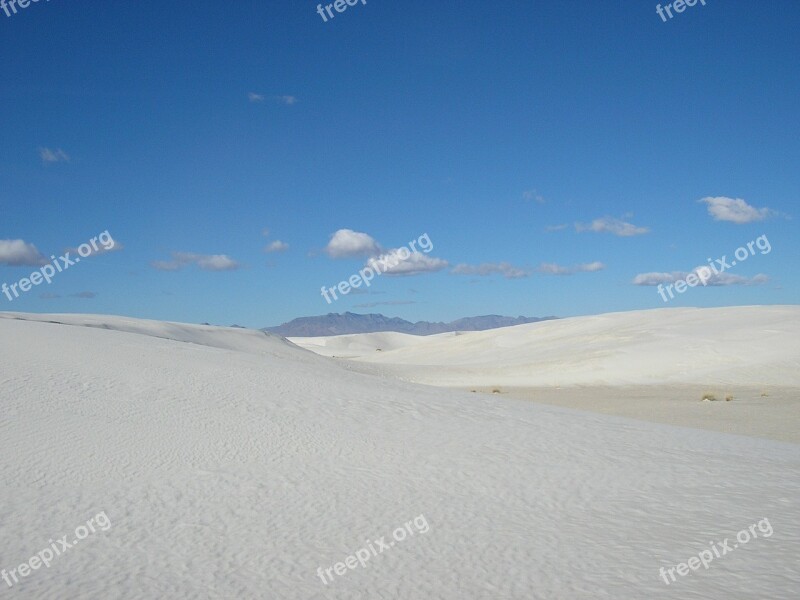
[294,306,800,387]
[290,330,431,358]
[1,311,799,599]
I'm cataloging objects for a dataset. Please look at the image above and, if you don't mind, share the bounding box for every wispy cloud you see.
[632,269,768,287]
[699,196,775,224]
[39,292,61,299]
[536,261,605,275]
[65,239,124,257]
[0,239,47,266]
[575,216,650,237]
[545,224,568,232]
[70,291,97,299]
[151,252,241,272]
[265,240,289,253]
[39,147,70,163]
[522,189,545,204]
[451,262,530,279]
[248,93,296,105]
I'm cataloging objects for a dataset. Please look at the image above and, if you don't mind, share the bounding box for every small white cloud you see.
[575,217,650,237]
[195,255,240,271]
[39,147,70,163]
[261,228,270,237]
[632,268,768,287]
[631,272,680,286]
[699,196,774,224]
[537,261,605,275]
[0,239,47,266]
[581,261,606,272]
[277,95,297,105]
[265,240,289,253]
[65,237,124,258]
[151,252,241,272]
[325,229,382,258]
[545,224,568,232]
[366,250,449,276]
[248,92,265,103]
[451,262,530,279]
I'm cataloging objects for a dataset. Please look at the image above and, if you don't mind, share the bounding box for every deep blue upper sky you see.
[1,0,798,327]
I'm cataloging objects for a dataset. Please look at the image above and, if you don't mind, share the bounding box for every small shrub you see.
[702,392,717,401]
[725,394,734,401]
[760,391,769,397]
[492,388,502,394]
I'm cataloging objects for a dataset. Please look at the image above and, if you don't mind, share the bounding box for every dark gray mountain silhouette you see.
[263,312,557,337]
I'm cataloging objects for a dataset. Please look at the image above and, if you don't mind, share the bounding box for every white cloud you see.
[194,254,240,271]
[537,261,605,275]
[451,262,530,279]
[323,230,447,276]
[265,240,289,253]
[0,239,46,266]
[366,249,448,276]
[545,224,568,232]
[151,252,241,272]
[277,95,297,105]
[39,147,70,163]
[631,272,682,285]
[325,229,382,258]
[632,268,769,287]
[248,92,265,103]
[699,197,773,224]
[575,217,650,236]
[65,239,124,257]
[574,261,606,272]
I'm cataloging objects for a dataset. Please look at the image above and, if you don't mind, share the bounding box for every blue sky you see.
[1,0,798,328]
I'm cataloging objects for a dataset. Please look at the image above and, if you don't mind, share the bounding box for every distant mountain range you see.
[263,312,557,337]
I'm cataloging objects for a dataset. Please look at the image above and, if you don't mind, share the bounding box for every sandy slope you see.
[290,331,432,358]
[1,311,799,599]
[293,306,800,387]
